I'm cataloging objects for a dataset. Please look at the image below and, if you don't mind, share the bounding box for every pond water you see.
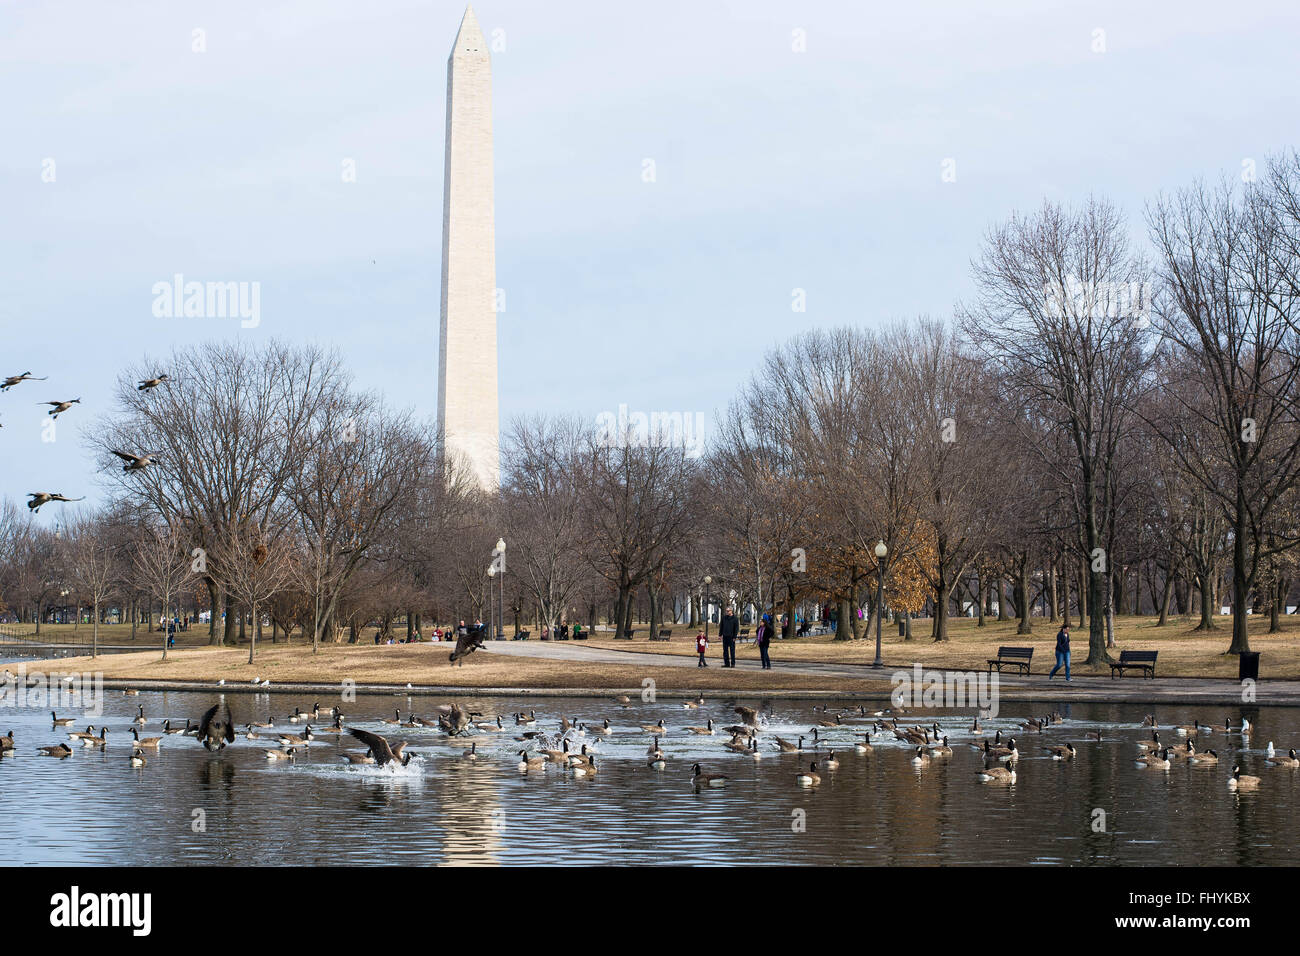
[0,663,1296,865]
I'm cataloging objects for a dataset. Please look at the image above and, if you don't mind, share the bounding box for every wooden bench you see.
[987,646,1034,675]
[738,627,751,644]
[1111,649,1158,679]
[512,629,531,641]
[572,628,587,640]
[616,629,637,640]
[651,628,672,642]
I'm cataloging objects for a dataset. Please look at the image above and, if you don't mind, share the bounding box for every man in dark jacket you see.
[719,607,740,667]
[1048,623,1071,681]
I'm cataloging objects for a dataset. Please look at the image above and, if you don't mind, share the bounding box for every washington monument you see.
[438,5,499,489]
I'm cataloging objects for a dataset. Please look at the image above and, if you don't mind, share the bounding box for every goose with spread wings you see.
[197,701,237,751]
[27,493,85,513]
[2,372,46,391]
[347,728,413,767]
[111,449,160,472]
[448,624,488,666]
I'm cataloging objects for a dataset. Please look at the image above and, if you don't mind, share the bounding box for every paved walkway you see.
[483,640,1300,707]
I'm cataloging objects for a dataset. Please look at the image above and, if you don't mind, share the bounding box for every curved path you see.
[484,640,1300,707]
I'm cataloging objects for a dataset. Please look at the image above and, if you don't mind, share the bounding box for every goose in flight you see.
[111,450,159,472]
[346,727,414,767]
[137,374,170,391]
[27,493,84,512]
[39,398,80,418]
[196,701,237,752]
[448,624,488,665]
[2,372,46,391]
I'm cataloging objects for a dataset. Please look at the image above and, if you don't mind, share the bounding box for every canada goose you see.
[723,735,750,753]
[1189,749,1220,764]
[1045,743,1077,760]
[988,737,1019,763]
[137,374,170,390]
[379,709,401,725]
[2,371,47,391]
[819,751,840,771]
[129,748,147,767]
[911,746,931,767]
[854,735,874,755]
[315,717,344,736]
[774,735,803,753]
[1137,732,1162,753]
[541,740,570,764]
[1168,739,1196,759]
[439,703,471,736]
[691,763,728,788]
[110,449,160,472]
[1141,714,1158,728]
[647,736,664,758]
[641,719,667,734]
[969,717,986,736]
[449,626,488,665]
[400,713,421,729]
[614,695,631,705]
[1225,717,1251,734]
[122,689,140,696]
[816,713,842,728]
[929,736,953,758]
[571,755,599,777]
[347,728,413,767]
[0,730,14,752]
[734,705,759,726]
[162,720,188,735]
[1228,765,1260,790]
[587,718,614,736]
[276,726,314,748]
[133,705,147,725]
[686,719,715,735]
[341,751,375,764]
[245,727,261,740]
[976,765,1017,784]
[1265,748,1300,768]
[969,730,1004,751]
[412,715,439,728]
[515,711,537,725]
[566,744,594,767]
[67,725,96,742]
[26,492,85,513]
[264,748,296,761]
[462,742,478,760]
[749,737,763,760]
[197,702,236,751]
[683,697,705,710]
[50,712,74,727]
[518,750,545,772]
[1136,748,1172,769]
[130,728,162,750]
[82,728,109,748]
[1176,720,1209,736]
[37,743,72,758]
[649,752,668,771]
[796,761,822,787]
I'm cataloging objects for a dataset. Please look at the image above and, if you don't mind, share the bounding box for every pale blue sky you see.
[4,0,1299,512]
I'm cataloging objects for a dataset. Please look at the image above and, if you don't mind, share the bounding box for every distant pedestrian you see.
[756,614,773,669]
[1049,623,1071,682]
[719,606,739,667]
[696,631,709,667]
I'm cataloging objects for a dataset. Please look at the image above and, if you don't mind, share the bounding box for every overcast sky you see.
[4,0,1300,513]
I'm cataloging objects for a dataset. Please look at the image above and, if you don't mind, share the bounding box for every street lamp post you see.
[873,540,888,668]
[703,575,712,638]
[493,537,506,640]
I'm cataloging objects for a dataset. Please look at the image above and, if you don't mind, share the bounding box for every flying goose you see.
[197,702,236,751]
[37,743,72,757]
[110,450,160,472]
[137,374,170,390]
[796,761,822,787]
[39,398,80,418]
[1,372,46,391]
[685,719,715,736]
[1265,748,1299,768]
[691,763,728,788]
[448,626,487,665]
[50,712,74,727]
[347,728,413,767]
[26,493,85,513]
[130,728,163,750]
[1228,765,1260,790]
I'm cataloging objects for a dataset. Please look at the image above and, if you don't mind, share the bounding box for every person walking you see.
[756,614,773,669]
[719,606,739,667]
[696,630,709,667]
[1048,622,1071,682]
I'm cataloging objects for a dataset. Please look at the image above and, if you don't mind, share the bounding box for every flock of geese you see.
[1,694,1291,795]
[2,370,168,510]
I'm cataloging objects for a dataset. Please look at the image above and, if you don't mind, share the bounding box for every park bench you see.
[651,628,672,641]
[1111,649,1158,679]
[573,629,587,640]
[616,629,637,640]
[738,627,751,644]
[987,646,1034,675]
[512,630,530,641]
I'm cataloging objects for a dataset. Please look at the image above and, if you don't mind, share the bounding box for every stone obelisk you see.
[438,5,499,490]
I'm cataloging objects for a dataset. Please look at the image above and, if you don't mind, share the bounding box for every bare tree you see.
[131,519,193,660]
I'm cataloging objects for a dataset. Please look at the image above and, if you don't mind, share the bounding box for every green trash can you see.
[1239,651,1260,681]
